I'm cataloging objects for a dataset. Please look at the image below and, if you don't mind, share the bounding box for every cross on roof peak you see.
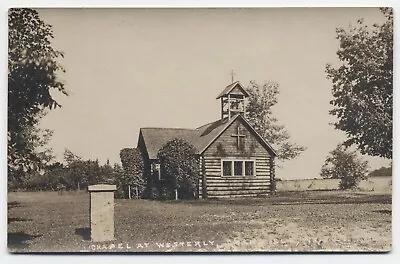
[230,70,236,83]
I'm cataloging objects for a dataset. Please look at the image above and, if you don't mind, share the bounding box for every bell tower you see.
[216,81,249,120]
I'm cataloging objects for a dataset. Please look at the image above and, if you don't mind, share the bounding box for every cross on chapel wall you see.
[231,125,246,149]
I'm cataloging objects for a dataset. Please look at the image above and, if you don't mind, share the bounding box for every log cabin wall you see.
[198,155,205,199]
[202,118,272,198]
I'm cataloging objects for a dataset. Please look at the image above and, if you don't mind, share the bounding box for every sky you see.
[37,8,391,180]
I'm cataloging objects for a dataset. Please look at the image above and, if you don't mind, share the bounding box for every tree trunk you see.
[128,185,131,199]
[135,186,139,199]
[175,188,178,200]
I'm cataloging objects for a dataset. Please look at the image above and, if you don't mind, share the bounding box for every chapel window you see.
[221,159,255,177]
[152,163,162,180]
[245,161,255,176]
[222,161,232,176]
[234,161,243,176]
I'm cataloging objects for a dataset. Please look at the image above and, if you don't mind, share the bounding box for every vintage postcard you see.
[7,7,393,253]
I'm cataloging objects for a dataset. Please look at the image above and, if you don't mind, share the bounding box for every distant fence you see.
[276,176,392,193]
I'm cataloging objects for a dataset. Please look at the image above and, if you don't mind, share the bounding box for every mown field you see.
[7,190,391,253]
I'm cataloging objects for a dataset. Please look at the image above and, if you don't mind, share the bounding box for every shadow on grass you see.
[8,201,22,210]
[8,217,32,224]
[75,227,91,241]
[373,209,391,215]
[8,232,42,250]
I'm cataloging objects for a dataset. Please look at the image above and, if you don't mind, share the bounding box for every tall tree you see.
[63,148,82,164]
[100,160,115,184]
[8,111,55,188]
[325,8,393,159]
[120,148,145,198]
[8,8,67,177]
[63,149,85,190]
[112,163,125,198]
[245,80,306,162]
[64,160,103,190]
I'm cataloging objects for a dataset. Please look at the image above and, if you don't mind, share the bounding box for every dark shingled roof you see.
[216,81,250,99]
[139,128,198,160]
[139,115,277,160]
[139,117,231,160]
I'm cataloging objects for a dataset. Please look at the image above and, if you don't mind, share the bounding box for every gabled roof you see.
[138,115,277,160]
[139,128,198,160]
[197,114,277,156]
[234,115,278,156]
[216,81,250,99]
[195,117,233,153]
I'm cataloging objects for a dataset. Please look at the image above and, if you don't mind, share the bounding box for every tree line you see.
[7,143,198,201]
[8,149,118,195]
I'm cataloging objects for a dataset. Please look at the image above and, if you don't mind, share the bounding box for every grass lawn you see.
[7,190,391,253]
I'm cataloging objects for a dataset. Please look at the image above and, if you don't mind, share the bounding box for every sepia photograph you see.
[6,7,393,253]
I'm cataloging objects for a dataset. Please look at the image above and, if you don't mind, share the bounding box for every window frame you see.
[222,160,233,177]
[152,163,163,180]
[220,158,256,177]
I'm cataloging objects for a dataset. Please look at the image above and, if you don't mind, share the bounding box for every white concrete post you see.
[88,184,117,242]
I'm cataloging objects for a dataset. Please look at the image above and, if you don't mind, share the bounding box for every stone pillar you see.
[88,184,117,242]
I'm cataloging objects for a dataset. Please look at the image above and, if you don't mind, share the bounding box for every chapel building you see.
[137,81,277,198]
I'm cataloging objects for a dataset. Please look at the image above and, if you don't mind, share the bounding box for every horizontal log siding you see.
[198,157,203,198]
[202,118,272,198]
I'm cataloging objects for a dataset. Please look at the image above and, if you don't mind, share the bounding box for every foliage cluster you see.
[8,8,67,178]
[245,81,306,162]
[369,165,392,177]
[9,149,118,192]
[119,148,145,198]
[157,138,199,199]
[326,8,393,159]
[320,145,369,190]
